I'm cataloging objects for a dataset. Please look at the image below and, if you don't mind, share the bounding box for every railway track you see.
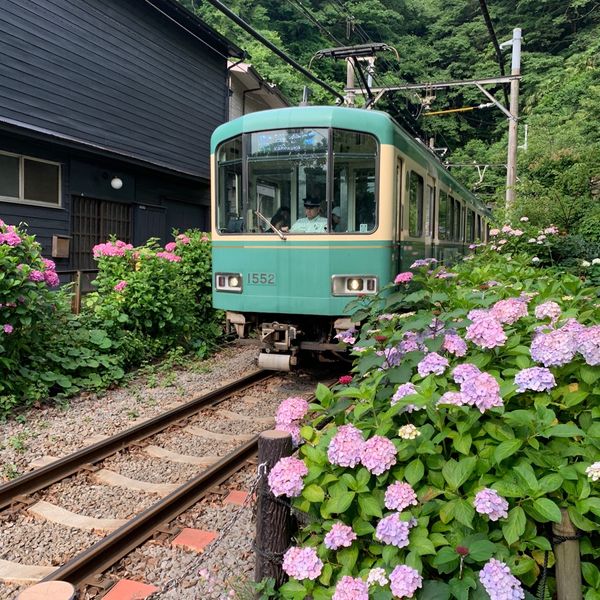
[1,367,331,598]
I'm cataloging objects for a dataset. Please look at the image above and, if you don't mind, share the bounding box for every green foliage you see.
[276,248,600,598]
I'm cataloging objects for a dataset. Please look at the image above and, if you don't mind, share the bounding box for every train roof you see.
[212,106,489,215]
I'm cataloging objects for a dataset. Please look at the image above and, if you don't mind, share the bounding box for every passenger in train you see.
[331,206,342,231]
[270,206,291,231]
[290,197,328,232]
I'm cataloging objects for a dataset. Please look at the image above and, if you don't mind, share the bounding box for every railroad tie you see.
[214,409,274,424]
[27,500,127,532]
[94,469,179,496]
[183,425,254,441]
[0,559,55,585]
[142,445,220,465]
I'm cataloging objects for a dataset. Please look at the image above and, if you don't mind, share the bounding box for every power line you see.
[196,0,344,101]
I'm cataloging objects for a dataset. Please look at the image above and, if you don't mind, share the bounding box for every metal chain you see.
[145,463,267,599]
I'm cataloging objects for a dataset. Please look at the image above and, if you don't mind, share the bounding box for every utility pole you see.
[345,59,355,107]
[502,28,522,213]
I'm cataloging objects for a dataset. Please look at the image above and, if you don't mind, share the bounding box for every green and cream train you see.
[211,106,489,369]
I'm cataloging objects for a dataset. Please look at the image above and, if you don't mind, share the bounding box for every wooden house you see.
[0,0,243,274]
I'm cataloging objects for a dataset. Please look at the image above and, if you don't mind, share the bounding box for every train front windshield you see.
[216,128,378,234]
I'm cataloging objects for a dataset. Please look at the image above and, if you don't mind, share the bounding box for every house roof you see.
[228,62,290,109]
[144,0,245,59]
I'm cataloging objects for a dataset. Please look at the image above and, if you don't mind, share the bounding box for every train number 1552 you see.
[247,272,276,285]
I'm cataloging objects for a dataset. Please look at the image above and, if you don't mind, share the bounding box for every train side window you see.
[438,191,448,240]
[408,171,424,237]
[453,199,462,242]
[216,136,243,233]
[466,209,475,242]
[427,184,436,237]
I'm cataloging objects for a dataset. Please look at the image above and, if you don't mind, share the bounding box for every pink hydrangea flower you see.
[114,280,128,292]
[490,298,528,325]
[514,367,556,393]
[28,270,46,282]
[328,424,365,468]
[177,234,191,244]
[530,327,577,367]
[452,363,481,384]
[577,325,600,366]
[394,272,414,284]
[3,324,14,334]
[367,568,388,587]
[417,352,449,377]
[0,231,22,246]
[389,565,423,598]
[92,240,133,257]
[384,482,418,511]
[360,435,397,475]
[156,251,181,262]
[375,514,411,547]
[44,270,60,287]
[165,241,177,252]
[281,546,323,580]
[489,228,500,236]
[267,456,308,497]
[460,372,503,413]
[324,522,357,550]
[479,559,524,600]
[276,397,309,426]
[465,315,507,349]
[332,576,369,600]
[442,333,467,357]
[535,301,561,322]
[474,488,509,521]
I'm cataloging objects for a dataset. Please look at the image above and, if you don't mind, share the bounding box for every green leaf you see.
[532,498,562,523]
[502,506,527,545]
[302,484,325,503]
[542,424,585,438]
[453,433,472,455]
[315,382,334,406]
[324,491,355,514]
[494,439,523,464]
[405,458,425,485]
[454,499,475,528]
[432,546,460,573]
[568,506,599,532]
[418,581,451,600]
[358,493,383,518]
[582,562,600,588]
[468,540,497,562]
[580,365,600,385]
[442,457,477,491]
[337,545,359,573]
[410,534,436,556]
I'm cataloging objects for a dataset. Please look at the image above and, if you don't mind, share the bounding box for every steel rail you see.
[41,436,258,585]
[0,370,272,510]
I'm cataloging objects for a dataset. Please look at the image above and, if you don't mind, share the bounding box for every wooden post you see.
[255,430,293,587]
[553,509,582,600]
[71,270,81,314]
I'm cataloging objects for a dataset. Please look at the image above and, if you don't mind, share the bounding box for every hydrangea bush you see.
[0,220,122,414]
[269,245,600,599]
[85,230,220,364]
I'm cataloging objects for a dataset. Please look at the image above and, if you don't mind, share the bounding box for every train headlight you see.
[215,272,243,293]
[332,275,378,296]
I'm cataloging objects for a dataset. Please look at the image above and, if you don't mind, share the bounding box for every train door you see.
[392,157,403,272]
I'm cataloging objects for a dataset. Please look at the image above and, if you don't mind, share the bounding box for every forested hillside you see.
[187,0,599,234]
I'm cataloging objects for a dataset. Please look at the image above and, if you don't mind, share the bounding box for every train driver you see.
[290,197,328,233]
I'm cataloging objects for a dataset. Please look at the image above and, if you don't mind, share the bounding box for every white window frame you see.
[0,150,62,208]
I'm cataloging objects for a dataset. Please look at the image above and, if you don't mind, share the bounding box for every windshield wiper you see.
[255,210,287,241]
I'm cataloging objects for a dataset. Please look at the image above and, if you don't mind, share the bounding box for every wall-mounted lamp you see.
[110,177,123,190]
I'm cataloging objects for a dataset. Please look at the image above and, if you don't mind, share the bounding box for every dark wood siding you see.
[0,0,229,179]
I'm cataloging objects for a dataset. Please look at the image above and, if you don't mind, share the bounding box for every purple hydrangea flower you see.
[375,514,411,547]
[332,576,369,600]
[514,367,556,393]
[442,333,468,357]
[530,327,577,367]
[460,372,503,413]
[28,270,46,282]
[377,346,402,369]
[324,522,357,550]
[361,435,397,475]
[411,258,438,269]
[384,482,418,511]
[437,391,470,407]
[267,456,308,497]
[3,324,14,334]
[335,327,357,344]
[276,396,309,426]
[417,352,449,377]
[474,488,509,521]
[328,424,365,468]
[391,383,417,406]
[479,558,524,600]
[535,301,561,322]
[452,363,481,384]
[281,546,323,580]
[577,325,600,366]
[490,297,528,325]
[399,331,423,353]
[466,315,507,349]
[389,565,423,598]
